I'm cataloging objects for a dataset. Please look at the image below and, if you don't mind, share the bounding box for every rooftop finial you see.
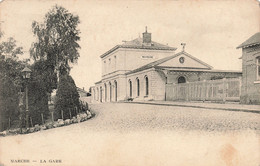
[181,43,186,52]
[145,26,147,33]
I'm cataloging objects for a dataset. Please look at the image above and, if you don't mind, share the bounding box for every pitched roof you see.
[126,51,213,75]
[237,32,260,49]
[100,37,176,58]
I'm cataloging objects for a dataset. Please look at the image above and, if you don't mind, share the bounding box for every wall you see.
[124,49,174,71]
[241,46,260,104]
[166,71,241,84]
[126,68,166,101]
[101,48,175,77]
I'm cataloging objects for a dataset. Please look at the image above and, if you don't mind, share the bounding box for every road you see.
[0,103,259,166]
[88,103,260,132]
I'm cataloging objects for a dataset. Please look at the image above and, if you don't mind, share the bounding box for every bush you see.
[54,74,80,120]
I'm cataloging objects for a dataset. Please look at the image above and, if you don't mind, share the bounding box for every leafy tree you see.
[54,74,80,120]
[0,33,25,131]
[30,5,81,82]
[28,5,81,124]
[27,60,57,126]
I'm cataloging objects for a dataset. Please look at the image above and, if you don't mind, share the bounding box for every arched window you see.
[136,78,140,97]
[129,80,132,97]
[145,76,149,96]
[104,84,107,102]
[100,87,102,102]
[178,76,186,84]
[97,88,99,101]
[114,81,117,102]
[109,82,112,101]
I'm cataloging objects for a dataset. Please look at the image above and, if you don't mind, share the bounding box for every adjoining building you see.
[91,28,241,102]
[237,32,260,104]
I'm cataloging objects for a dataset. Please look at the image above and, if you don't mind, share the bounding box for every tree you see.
[54,74,80,120]
[27,60,56,126]
[0,33,25,131]
[30,5,81,83]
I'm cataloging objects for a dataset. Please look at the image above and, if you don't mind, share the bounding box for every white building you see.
[91,28,241,102]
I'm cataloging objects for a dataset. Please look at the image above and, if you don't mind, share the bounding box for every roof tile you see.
[100,38,176,58]
[237,32,260,49]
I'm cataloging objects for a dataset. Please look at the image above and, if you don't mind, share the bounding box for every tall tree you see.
[0,33,25,131]
[27,60,56,126]
[30,5,81,82]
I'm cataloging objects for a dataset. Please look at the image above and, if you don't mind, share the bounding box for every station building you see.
[91,29,241,102]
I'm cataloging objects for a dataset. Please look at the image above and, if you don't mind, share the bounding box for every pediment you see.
[157,52,212,69]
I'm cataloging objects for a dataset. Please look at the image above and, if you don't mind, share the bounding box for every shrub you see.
[54,74,80,120]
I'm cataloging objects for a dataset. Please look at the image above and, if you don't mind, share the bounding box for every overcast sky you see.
[0,0,259,90]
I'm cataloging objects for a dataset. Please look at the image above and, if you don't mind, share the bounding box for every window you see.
[108,59,111,72]
[97,88,99,101]
[100,87,102,102]
[179,57,185,63]
[109,82,112,101]
[129,80,132,97]
[178,76,186,84]
[104,84,107,102]
[257,57,260,80]
[114,56,117,70]
[114,81,117,102]
[145,76,149,96]
[104,60,106,73]
[136,78,140,97]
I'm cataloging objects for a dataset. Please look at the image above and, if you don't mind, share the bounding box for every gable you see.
[157,53,211,69]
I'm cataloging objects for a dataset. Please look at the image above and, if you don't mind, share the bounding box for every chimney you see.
[142,26,151,43]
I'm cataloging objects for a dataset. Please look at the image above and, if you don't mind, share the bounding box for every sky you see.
[0,0,259,91]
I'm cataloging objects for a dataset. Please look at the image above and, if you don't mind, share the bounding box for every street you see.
[0,103,259,166]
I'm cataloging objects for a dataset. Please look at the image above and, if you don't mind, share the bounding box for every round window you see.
[179,57,185,63]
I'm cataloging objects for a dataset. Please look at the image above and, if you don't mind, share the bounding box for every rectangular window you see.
[104,61,106,73]
[114,56,117,70]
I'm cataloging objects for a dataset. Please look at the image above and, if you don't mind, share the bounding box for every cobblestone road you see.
[1,103,259,166]
[89,103,260,132]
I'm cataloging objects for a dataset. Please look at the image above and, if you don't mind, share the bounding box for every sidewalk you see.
[125,100,260,113]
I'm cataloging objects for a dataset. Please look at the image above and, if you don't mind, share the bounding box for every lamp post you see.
[21,67,32,128]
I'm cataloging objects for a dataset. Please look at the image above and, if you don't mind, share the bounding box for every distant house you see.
[237,32,260,104]
[77,87,90,98]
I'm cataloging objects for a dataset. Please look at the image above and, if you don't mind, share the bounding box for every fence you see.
[166,77,242,102]
[0,100,89,132]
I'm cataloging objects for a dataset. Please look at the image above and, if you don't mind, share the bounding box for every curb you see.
[124,101,260,114]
